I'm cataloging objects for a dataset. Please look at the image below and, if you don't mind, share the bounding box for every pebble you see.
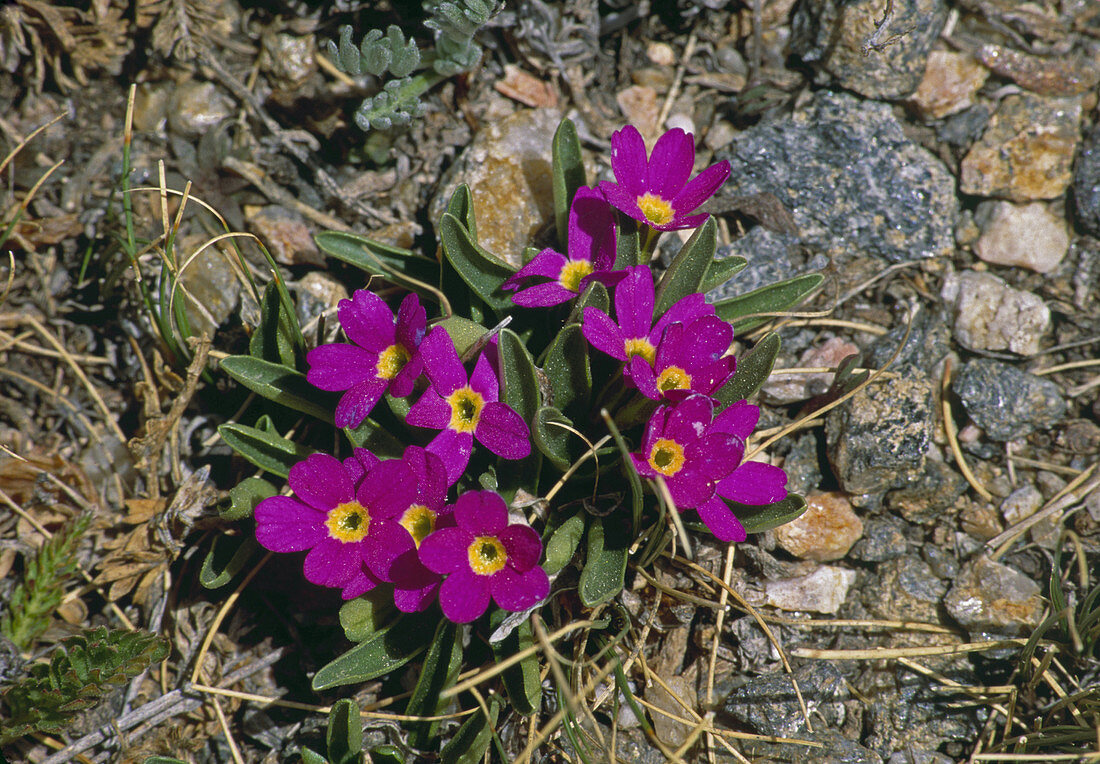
[616,85,659,138]
[960,93,1083,201]
[940,270,1050,355]
[774,491,864,561]
[975,44,1100,97]
[952,358,1067,441]
[909,50,989,119]
[176,233,241,337]
[261,32,316,87]
[1000,483,1044,525]
[782,432,824,496]
[168,80,233,137]
[790,0,947,99]
[715,91,956,265]
[245,205,324,267]
[864,308,950,374]
[886,752,953,764]
[645,674,697,747]
[849,514,909,562]
[429,108,560,269]
[294,272,349,341]
[826,375,934,496]
[944,556,1044,638]
[1058,419,1100,454]
[1072,124,1100,238]
[887,457,968,524]
[722,662,847,737]
[763,336,860,405]
[646,41,676,67]
[960,499,1004,541]
[763,565,856,614]
[973,200,1069,274]
[865,555,946,623]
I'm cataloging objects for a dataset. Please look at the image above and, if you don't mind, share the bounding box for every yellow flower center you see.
[559,259,594,293]
[326,501,371,543]
[399,504,436,547]
[468,535,507,576]
[447,387,485,434]
[376,343,411,380]
[657,365,692,392]
[624,337,656,366]
[648,438,686,477]
[637,192,674,226]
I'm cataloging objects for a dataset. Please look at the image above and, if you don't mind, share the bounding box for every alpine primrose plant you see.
[215,116,822,757]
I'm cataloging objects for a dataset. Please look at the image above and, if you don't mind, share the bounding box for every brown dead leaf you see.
[494,64,558,108]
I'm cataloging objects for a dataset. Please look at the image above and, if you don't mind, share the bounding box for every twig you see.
[656,31,697,132]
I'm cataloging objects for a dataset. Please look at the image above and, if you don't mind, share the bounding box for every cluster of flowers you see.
[253,125,788,624]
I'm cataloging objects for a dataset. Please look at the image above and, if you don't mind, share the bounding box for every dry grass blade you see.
[942,356,994,502]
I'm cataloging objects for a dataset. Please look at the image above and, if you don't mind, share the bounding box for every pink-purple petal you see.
[598,181,646,223]
[490,565,550,612]
[504,249,568,291]
[418,526,471,574]
[394,292,427,350]
[687,432,745,481]
[609,124,648,196]
[648,128,695,199]
[334,377,388,428]
[388,353,424,398]
[339,290,396,352]
[406,388,451,429]
[343,448,379,486]
[439,565,493,623]
[404,445,448,508]
[306,344,377,390]
[582,307,626,360]
[340,567,382,600]
[512,282,577,307]
[718,461,789,505]
[671,160,732,216]
[711,399,761,440]
[357,460,417,519]
[475,403,531,460]
[615,266,655,340]
[654,293,712,336]
[303,537,362,588]
[696,495,748,543]
[568,187,617,265]
[499,523,542,572]
[362,518,416,579]
[663,395,714,445]
[254,496,327,552]
[426,427,474,486]
[419,326,466,394]
[469,353,499,402]
[454,490,509,535]
[288,453,354,511]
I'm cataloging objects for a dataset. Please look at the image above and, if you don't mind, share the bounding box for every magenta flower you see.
[406,327,531,485]
[599,125,730,231]
[253,452,419,599]
[632,316,737,402]
[418,490,549,623]
[386,446,457,613]
[306,291,427,428]
[502,187,626,307]
[582,265,713,384]
[630,395,788,542]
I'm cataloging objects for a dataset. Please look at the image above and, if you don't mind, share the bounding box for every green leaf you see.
[567,280,609,325]
[218,421,313,478]
[406,620,463,749]
[714,331,781,407]
[551,118,586,245]
[489,612,541,715]
[368,746,405,764]
[439,213,515,312]
[499,328,540,424]
[143,758,188,764]
[312,612,435,690]
[730,493,808,535]
[532,406,574,471]
[222,477,277,521]
[614,216,641,268]
[249,280,302,368]
[327,699,363,764]
[343,418,405,458]
[700,255,748,292]
[299,748,328,764]
[600,413,644,529]
[440,696,499,764]
[314,231,438,288]
[714,273,824,333]
[544,511,584,575]
[541,324,590,414]
[220,355,336,423]
[654,216,717,316]
[199,535,258,589]
[444,183,477,239]
[435,315,489,358]
[339,593,396,643]
[579,516,630,607]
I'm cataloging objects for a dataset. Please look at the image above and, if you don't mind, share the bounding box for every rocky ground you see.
[2,0,1100,762]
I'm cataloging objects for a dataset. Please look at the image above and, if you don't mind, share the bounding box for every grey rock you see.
[715,91,957,266]
[887,457,968,524]
[168,81,233,136]
[921,544,959,580]
[826,375,935,495]
[707,228,827,301]
[177,233,241,336]
[953,358,1067,441]
[722,662,847,738]
[791,0,947,99]
[939,103,993,148]
[865,308,950,373]
[864,672,980,755]
[941,270,1051,355]
[294,272,349,342]
[1073,123,1100,237]
[886,752,954,764]
[849,514,910,562]
[865,555,946,623]
[744,728,885,764]
[974,200,1070,273]
[782,432,824,497]
[944,556,1044,638]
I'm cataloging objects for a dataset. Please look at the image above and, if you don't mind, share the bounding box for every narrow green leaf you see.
[714,273,824,333]
[439,213,515,312]
[489,613,541,715]
[343,418,405,458]
[368,746,405,764]
[600,412,644,529]
[327,699,363,764]
[542,324,590,414]
[406,620,463,749]
[730,493,808,535]
[222,477,277,521]
[440,696,499,764]
[314,230,438,287]
[614,216,641,268]
[339,593,396,643]
[435,315,490,358]
[218,422,313,478]
[579,516,630,607]
[567,280,609,326]
[654,216,717,316]
[551,118,586,245]
[444,183,477,239]
[701,255,748,292]
[312,612,436,690]
[499,328,540,424]
[220,355,336,423]
[199,535,258,589]
[714,331,781,407]
[299,748,328,764]
[532,406,574,471]
[249,280,299,367]
[544,511,584,575]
